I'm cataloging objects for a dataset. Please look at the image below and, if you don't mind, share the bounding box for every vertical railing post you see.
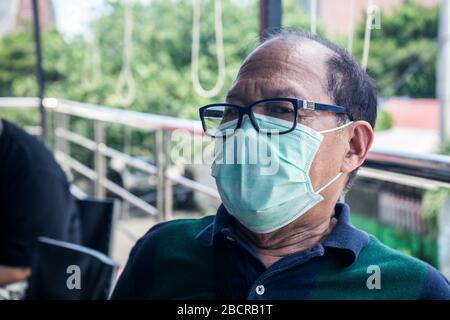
[156,130,165,220]
[94,120,106,198]
[156,129,173,221]
[55,112,70,169]
[438,196,450,279]
[164,130,173,220]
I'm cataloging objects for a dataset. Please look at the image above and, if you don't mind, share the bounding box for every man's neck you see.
[235,209,337,268]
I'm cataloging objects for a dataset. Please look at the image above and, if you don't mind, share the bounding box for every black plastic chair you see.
[76,198,119,256]
[26,237,118,300]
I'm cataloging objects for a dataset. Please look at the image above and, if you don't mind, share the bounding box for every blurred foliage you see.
[75,0,261,118]
[282,0,325,35]
[351,212,438,267]
[421,188,450,235]
[353,0,439,98]
[0,0,441,155]
[0,0,440,115]
[1,0,259,116]
[0,0,313,118]
[0,31,36,97]
[439,138,450,156]
[0,0,307,161]
[374,109,393,131]
[0,0,260,161]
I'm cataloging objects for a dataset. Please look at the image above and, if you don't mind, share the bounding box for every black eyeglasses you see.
[199,98,350,137]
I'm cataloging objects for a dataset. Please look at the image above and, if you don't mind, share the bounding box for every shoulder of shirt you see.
[356,235,450,299]
[357,235,431,273]
[112,216,216,298]
[1,120,65,180]
[130,215,215,261]
[419,262,450,299]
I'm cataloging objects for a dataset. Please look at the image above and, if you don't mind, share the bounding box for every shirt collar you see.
[195,202,369,266]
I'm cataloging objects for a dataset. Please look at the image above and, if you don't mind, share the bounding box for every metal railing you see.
[1,96,450,220]
[362,149,450,189]
[0,97,219,221]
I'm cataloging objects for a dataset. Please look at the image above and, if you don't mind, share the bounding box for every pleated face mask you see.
[212,114,352,234]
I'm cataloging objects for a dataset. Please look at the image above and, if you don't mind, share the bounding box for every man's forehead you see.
[239,37,332,78]
[227,78,307,100]
[228,38,333,103]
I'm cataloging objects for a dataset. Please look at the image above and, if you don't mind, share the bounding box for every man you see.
[111,31,450,299]
[0,119,81,291]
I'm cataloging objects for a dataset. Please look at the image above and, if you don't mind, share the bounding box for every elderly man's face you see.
[226,38,350,203]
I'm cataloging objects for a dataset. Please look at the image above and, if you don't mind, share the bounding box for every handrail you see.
[0,97,40,108]
[0,97,216,219]
[54,127,220,198]
[55,151,159,215]
[1,97,203,134]
[365,148,450,185]
[46,98,204,134]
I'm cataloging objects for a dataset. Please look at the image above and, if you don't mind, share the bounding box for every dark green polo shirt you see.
[111,203,450,299]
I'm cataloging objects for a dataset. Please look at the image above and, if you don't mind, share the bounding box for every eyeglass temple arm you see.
[299,100,348,115]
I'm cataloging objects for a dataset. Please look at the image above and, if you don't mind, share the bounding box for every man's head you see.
[221,30,376,239]
[226,30,376,194]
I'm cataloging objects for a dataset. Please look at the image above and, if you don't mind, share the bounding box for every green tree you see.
[69,0,261,119]
[353,0,439,98]
[0,31,35,97]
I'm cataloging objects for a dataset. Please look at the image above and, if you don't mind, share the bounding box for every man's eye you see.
[224,109,236,116]
[268,106,293,114]
[223,108,238,119]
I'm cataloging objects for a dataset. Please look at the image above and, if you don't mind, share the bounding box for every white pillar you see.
[438,0,450,142]
[438,197,450,279]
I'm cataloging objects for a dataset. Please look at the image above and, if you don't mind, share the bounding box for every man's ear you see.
[340,121,374,174]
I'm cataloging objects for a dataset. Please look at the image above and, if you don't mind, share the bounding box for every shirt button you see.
[255,285,265,295]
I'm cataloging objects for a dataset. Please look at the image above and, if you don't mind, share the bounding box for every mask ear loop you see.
[315,172,343,194]
[314,121,353,194]
[318,121,354,134]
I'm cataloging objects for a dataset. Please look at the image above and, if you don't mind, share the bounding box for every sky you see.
[52,0,109,38]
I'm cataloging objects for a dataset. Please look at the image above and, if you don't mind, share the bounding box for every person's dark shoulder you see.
[111,216,213,300]
[131,215,215,264]
[356,235,450,299]
[0,120,65,179]
[111,216,214,299]
[419,262,450,299]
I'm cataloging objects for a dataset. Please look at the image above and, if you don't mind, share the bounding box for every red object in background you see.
[382,98,439,131]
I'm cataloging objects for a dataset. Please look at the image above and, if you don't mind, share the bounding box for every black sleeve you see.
[0,171,79,267]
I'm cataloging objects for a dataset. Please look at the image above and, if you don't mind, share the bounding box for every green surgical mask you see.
[212,115,352,234]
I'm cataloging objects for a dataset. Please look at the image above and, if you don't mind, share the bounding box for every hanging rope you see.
[191,0,226,98]
[310,0,318,34]
[362,1,380,70]
[347,0,356,53]
[82,31,101,90]
[115,1,136,107]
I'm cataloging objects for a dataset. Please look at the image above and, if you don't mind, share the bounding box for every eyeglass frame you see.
[199,97,351,137]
